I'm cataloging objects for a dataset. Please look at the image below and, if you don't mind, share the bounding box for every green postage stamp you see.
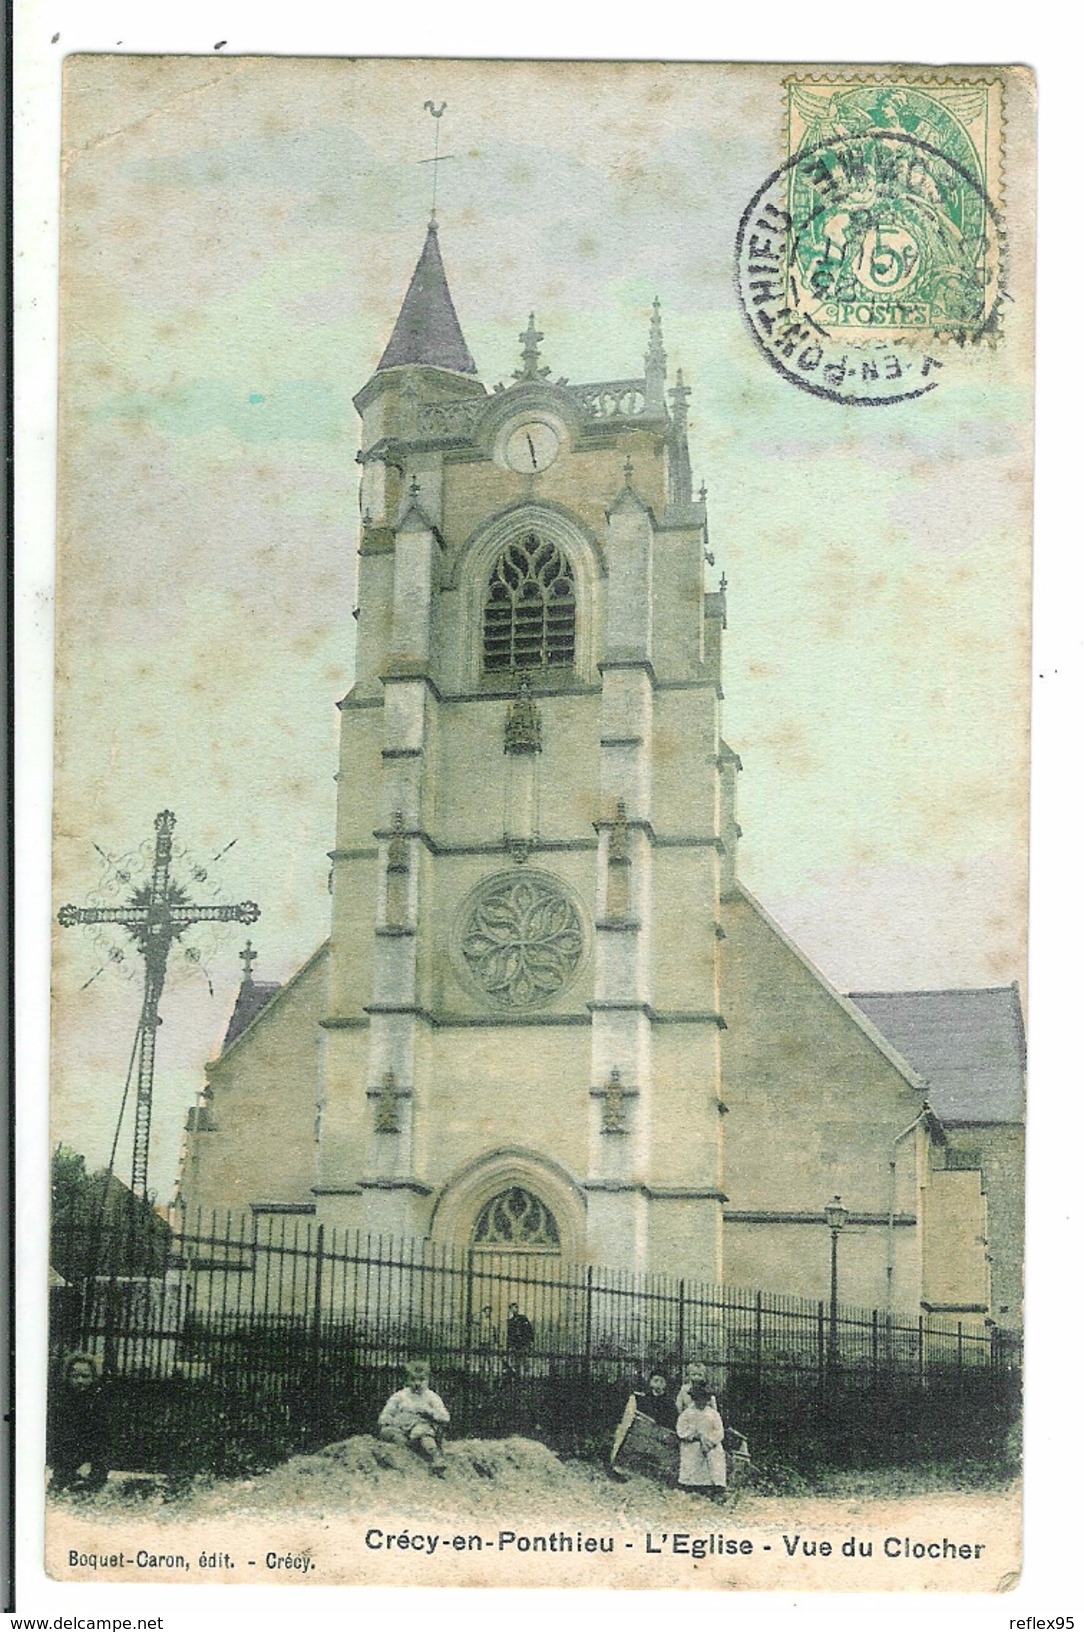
[37,56,1034,1599]
[785,78,1004,339]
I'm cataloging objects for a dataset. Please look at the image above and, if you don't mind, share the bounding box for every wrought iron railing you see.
[48,1209,1021,1477]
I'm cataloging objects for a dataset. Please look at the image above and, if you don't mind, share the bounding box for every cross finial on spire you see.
[623,454,634,483]
[513,313,550,382]
[239,940,257,984]
[409,475,421,501]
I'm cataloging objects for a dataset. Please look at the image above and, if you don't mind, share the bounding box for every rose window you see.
[457,871,585,1010]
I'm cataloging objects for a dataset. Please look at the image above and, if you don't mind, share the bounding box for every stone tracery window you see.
[483,533,576,674]
[457,871,585,1010]
[472,1186,561,1251]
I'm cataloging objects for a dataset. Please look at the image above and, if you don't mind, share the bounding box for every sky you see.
[48,58,1033,1200]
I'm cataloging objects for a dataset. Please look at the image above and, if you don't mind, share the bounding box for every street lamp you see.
[825,1195,849,1365]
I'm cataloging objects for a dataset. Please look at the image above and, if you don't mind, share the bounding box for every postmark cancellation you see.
[737,76,1006,404]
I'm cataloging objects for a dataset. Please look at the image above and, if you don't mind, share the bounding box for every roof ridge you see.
[733,884,925,1092]
[211,941,329,1066]
[847,985,1020,999]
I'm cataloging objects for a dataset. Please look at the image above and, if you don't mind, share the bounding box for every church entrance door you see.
[465,1186,563,1365]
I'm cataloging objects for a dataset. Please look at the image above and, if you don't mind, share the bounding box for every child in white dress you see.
[675,1378,728,1493]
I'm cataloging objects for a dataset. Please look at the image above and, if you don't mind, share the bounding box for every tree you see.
[50,1144,170,1283]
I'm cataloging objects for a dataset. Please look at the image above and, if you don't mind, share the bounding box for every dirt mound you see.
[62,1434,781,1526]
[112,1434,625,1520]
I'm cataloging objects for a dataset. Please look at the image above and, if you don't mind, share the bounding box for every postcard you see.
[44,56,1034,1592]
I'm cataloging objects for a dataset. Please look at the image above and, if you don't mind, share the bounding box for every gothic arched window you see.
[472,1186,561,1251]
[483,534,576,674]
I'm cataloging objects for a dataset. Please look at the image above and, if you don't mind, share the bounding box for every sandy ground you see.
[46,1434,1022,1592]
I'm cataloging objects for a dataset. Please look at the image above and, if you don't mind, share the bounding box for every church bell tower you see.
[314,219,739,1280]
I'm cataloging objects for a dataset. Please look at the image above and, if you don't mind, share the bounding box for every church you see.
[175,219,1024,1331]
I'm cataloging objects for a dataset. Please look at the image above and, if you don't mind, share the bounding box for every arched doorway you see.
[429,1147,586,1258]
[430,1154,588,1437]
[467,1185,563,1358]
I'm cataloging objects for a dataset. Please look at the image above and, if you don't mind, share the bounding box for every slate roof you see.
[377,220,476,374]
[848,986,1026,1125]
[222,979,281,1052]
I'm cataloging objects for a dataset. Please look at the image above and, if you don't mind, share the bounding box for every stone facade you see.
[175,228,1016,1326]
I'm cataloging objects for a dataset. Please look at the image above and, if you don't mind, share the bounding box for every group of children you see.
[376,1356,738,1495]
[625,1362,734,1493]
[49,1350,739,1497]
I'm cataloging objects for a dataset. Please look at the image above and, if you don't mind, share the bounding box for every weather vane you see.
[58,810,259,1199]
[420,100,454,219]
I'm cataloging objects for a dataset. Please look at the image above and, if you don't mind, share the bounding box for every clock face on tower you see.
[503,420,561,474]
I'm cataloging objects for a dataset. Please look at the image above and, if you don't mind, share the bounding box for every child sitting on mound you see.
[377,1360,450,1475]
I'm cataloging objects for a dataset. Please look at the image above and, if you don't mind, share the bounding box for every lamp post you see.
[825,1194,849,1366]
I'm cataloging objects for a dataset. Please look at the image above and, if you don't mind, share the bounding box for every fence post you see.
[917,1311,925,1387]
[311,1224,325,1359]
[583,1265,594,1377]
[754,1291,763,1399]
[871,1307,878,1381]
[817,1301,826,1391]
[677,1279,686,1376]
[464,1247,474,1353]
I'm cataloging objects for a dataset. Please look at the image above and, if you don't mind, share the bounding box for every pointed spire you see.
[513,313,550,382]
[377,220,476,374]
[645,296,667,414]
[669,367,691,427]
[668,369,693,505]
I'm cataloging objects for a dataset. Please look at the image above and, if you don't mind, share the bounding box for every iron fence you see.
[49,1208,1021,1478]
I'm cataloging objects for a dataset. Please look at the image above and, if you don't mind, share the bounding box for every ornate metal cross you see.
[58,809,259,1199]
